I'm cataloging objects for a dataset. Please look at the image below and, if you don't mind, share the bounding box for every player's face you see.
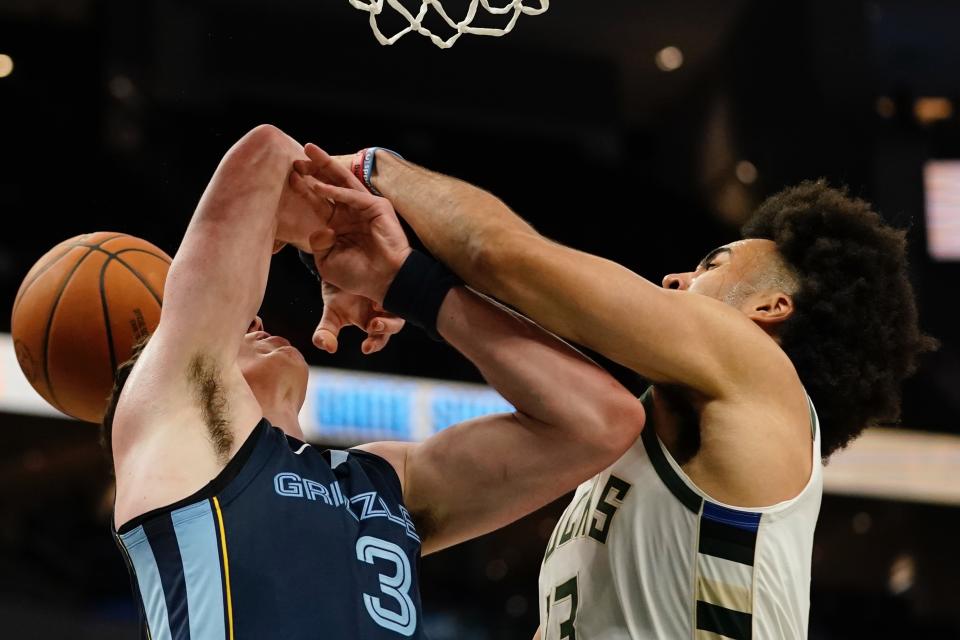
[237,316,309,410]
[661,239,781,308]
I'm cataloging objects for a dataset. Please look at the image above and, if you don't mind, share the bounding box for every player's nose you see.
[662,272,692,291]
[247,316,264,333]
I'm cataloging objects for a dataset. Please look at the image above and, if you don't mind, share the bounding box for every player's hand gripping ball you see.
[11,232,170,423]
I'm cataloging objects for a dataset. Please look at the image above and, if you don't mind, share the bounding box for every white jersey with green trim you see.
[538,391,823,640]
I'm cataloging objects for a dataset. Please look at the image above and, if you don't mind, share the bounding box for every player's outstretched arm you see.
[154,126,319,363]
[292,175,645,555]
[296,146,790,401]
[362,285,645,554]
[113,126,322,446]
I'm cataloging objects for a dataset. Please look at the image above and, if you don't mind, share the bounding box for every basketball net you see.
[348,0,549,48]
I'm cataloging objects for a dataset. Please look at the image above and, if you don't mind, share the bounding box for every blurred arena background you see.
[2,0,959,637]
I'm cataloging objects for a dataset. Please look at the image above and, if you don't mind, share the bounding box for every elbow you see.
[593,392,646,458]
[243,123,288,149]
[227,124,297,168]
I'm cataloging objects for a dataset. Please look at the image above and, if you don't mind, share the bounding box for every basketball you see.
[10,232,171,423]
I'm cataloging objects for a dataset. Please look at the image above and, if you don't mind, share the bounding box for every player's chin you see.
[264,349,309,391]
[271,344,306,365]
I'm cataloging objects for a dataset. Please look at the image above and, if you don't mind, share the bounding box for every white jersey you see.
[539,390,823,640]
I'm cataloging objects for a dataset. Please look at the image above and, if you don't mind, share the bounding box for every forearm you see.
[370,153,628,370]
[400,286,644,552]
[372,153,537,292]
[167,129,291,323]
[372,152,733,389]
[436,286,630,438]
[162,126,317,355]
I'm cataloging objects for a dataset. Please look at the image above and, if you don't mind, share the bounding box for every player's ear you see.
[746,291,794,330]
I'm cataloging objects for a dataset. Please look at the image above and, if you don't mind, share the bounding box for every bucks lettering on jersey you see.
[543,474,632,561]
[539,389,823,640]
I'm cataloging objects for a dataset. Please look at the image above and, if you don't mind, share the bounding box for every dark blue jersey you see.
[114,418,426,639]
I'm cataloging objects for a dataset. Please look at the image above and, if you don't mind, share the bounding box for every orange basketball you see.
[11,232,171,423]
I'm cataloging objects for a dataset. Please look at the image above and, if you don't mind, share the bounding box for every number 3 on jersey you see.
[545,576,579,640]
[356,536,417,636]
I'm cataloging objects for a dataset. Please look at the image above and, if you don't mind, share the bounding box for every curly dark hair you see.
[742,180,937,458]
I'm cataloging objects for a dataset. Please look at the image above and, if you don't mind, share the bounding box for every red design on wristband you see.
[351,149,367,188]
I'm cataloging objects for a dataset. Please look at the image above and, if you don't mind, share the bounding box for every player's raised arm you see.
[111,126,325,453]
[154,125,317,367]
[295,146,792,402]
[292,176,645,554]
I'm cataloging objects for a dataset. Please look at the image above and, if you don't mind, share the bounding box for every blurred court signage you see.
[2,333,958,506]
[0,334,63,417]
[924,160,960,261]
[0,333,514,441]
[822,427,960,506]
[300,371,514,443]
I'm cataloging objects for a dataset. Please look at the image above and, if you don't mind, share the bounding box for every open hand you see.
[290,161,411,304]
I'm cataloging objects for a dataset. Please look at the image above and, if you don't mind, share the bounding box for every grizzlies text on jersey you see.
[114,418,427,639]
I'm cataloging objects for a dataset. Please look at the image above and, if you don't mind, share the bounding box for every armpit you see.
[188,352,233,461]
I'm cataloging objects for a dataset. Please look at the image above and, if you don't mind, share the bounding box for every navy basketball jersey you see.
[114,418,427,639]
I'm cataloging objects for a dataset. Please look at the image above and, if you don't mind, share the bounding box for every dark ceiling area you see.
[2,0,957,428]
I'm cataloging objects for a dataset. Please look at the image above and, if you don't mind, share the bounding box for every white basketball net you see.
[348,0,549,49]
